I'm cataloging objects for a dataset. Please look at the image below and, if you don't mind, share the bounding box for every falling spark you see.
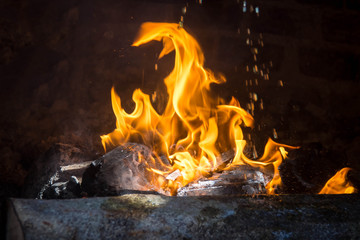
[151,91,157,102]
[260,99,264,110]
[273,128,278,139]
[249,5,254,13]
[253,93,258,101]
[182,7,187,14]
[252,145,258,159]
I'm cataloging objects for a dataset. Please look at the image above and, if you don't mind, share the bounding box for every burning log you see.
[177,165,271,196]
[7,194,360,240]
[81,143,170,196]
[24,142,358,199]
[99,22,300,195]
[80,143,274,197]
[21,22,357,199]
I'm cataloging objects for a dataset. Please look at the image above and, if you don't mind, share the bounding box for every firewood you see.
[22,143,94,198]
[177,165,271,196]
[81,143,169,196]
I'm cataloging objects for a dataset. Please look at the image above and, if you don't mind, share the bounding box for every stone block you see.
[7,194,360,240]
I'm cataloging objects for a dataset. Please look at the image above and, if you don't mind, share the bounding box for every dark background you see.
[1,0,360,197]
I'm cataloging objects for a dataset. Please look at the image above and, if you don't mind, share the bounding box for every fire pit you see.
[21,20,356,199]
[2,0,360,239]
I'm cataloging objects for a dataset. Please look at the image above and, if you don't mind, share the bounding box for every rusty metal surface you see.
[7,194,360,240]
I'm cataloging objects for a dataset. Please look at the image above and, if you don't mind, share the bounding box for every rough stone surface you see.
[7,194,360,240]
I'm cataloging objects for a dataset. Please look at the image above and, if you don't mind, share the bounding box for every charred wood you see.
[22,143,95,198]
[80,143,270,197]
[81,143,169,196]
[41,176,82,199]
[177,165,270,196]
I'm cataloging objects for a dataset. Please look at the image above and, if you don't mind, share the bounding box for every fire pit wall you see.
[1,0,360,199]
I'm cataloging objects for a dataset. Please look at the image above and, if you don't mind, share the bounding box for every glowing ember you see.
[319,167,356,194]
[100,22,354,196]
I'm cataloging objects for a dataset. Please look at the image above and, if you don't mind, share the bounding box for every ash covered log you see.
[7,194,360,240]
[80,143,271,197]
[177,165,271,196]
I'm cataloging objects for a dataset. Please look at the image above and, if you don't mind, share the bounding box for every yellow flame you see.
[101,22,299,195]
[319,167,356,194]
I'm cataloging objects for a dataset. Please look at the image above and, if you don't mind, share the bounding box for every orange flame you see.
[101,22,298,195]
[319,167,356,194]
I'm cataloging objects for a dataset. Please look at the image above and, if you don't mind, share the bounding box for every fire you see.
[101,22,300,195]
[319,167,356,194]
